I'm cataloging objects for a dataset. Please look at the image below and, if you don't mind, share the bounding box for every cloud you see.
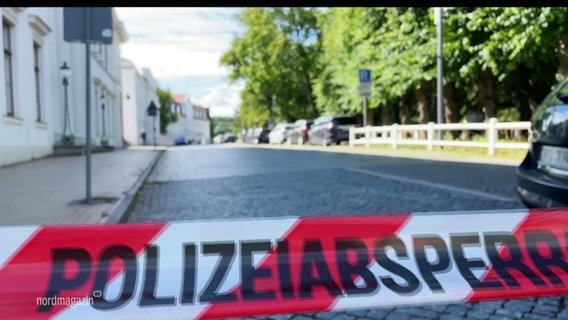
[115,7,246,117]
[195,81,245,117]
[120,44,228,77]
[156,75,244,117]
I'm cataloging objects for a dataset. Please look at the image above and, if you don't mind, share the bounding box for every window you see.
[334,116,358,125]
[33,42,41,122]
[3,19,14,116]
[27,14,52,122]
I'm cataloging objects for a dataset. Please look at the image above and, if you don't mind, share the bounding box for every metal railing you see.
[349,117,531,155]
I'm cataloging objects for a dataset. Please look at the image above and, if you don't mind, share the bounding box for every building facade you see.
[121,59,160,146]
[0,7,127,167]
[166,94,211,144]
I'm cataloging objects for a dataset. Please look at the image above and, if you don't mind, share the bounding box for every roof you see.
[172,94,188,105]
[193,104,208,110]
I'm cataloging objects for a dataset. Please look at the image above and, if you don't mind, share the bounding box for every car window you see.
[543,78,568,107]
[334,117,358,125]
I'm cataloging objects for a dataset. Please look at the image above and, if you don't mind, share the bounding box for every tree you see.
[222,7,568,129]
[211,117,234,136]
[157,87,176,134]
[220,7,321,123]
[445,8,567,122]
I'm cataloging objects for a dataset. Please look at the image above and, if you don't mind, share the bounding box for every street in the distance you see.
[126,144,568,320]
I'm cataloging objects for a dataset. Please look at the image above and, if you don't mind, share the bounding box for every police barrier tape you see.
[2,208,568,319]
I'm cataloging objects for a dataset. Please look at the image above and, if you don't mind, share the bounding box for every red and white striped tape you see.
[1,208,568,319]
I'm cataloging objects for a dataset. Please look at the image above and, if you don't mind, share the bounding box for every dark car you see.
[517,77,568,208]
[223,134,236,143]
[175,136,187,145]
[258,129,270,144]
[287,119,313,145]
[308,115,359,146]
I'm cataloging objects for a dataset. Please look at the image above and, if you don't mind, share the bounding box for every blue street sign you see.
[359,69,371,83]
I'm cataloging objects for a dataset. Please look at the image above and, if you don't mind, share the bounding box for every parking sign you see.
[359,69,371,83]
[359,69,371,97]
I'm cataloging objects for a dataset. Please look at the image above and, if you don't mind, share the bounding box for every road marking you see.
[346,167,519,202]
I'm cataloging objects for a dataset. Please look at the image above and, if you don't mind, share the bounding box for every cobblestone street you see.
[127,144,568,319]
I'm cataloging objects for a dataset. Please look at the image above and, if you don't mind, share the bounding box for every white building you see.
[166,94,211,144]
[121,59,160,146]
[0,7,127,167]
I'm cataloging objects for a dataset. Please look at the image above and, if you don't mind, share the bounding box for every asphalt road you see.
[127,144,568,320]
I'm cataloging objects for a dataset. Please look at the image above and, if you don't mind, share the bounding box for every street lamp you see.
[435,7,444,140]
[100,93,108,146]
[60,62,74,145]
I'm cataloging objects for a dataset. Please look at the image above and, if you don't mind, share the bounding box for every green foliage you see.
[497,107,520,122]
[211,117,234,136]
[220,7,568,126]
[157,87,176,134]
[220,8,321,123]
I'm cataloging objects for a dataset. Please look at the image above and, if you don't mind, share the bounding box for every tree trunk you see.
[399,91,411,125]
[515,65,532,140]
[266,93,275,123]
[477,68,497,120]
[517,79,533,123]
[296,43,318,120]
[443,83,458,124]
[416,83,430,140]
[444,83,459,139]
[556,33,568,81]
[304,73,318,119]
[380,104,391,125]
[416,83,430,124]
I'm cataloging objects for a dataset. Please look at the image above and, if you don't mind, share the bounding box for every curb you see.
[103,148,166,224]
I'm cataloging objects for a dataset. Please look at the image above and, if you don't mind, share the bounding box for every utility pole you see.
[435,7,444,141]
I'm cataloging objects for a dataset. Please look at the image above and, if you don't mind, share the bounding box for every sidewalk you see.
[0,146,165,226]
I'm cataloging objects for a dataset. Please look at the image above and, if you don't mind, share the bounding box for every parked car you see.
[223,134,236,143]
[287,119,313,145]
[245,128,264,144]
[269,123,293,144]
[517,77,568,208]
[213,134,224,144]
[258,129,271,144]
[175,136,187,145]
[308,115,359,146]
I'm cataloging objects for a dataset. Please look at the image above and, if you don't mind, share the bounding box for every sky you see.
[114,7,246,118]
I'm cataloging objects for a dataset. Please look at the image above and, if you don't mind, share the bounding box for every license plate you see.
[539,145,568,174]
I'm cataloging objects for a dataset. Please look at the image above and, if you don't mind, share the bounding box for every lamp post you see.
[100,93,108,146]
[60,62,74,145]
[435,7,444,141]
[435,7,451,140]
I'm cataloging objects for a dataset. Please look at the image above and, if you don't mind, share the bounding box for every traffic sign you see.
[359,69,372,98]
[64,8,113,44]
[359,83,371,97]
[359,69,371,83]
[146,101,158,117]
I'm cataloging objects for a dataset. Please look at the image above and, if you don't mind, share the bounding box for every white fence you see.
[349,117,531,155]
